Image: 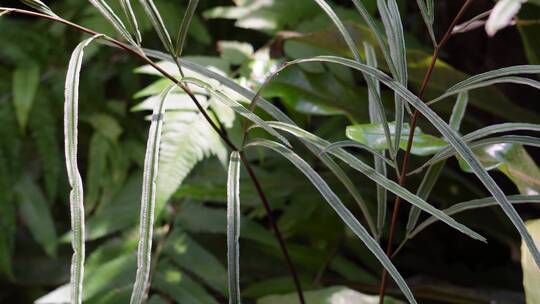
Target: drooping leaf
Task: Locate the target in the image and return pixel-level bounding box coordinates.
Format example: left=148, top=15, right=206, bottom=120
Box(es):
left=12, top=62, right=39, bottom=132
left=130, top=85, right=175, bottom=304
left=227, top=151, right=241, bottom=304
left=64, top=34, right=102, bottom=304
left=246, top=139, right=417, bottom=304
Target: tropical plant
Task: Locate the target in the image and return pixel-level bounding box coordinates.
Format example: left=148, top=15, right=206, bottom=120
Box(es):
left=1, top=0, right=540, bottom=303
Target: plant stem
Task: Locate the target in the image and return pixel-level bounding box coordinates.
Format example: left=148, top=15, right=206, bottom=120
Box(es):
left=378, top=1, right=475, bottom=303
left=0, top=7, right=304, bottom=303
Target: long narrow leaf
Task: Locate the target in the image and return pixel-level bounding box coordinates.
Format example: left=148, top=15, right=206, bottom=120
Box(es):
left=448, top=65, right=540, bottom=92
left=175, top=0, right=199, bottom=57
left=411, top=195, right=540, bottom=238
left=321, top=140, right=395, bottom=168
left=263, top=121, right=486, bottom=242
left=313, top=0, right=395, bottom=157
left=120, top=0, right=142, bottom=45
left=406, top=92, right=468, bottom=233
left=89, top=0, right=137, bottom=46
left=20, top=0, right=57, bottom=16
left=245, top=139, right=417, bottom=304
left=284, top=55, right=540, bottom=267
left=138, top=0, right=174, bottom=54
left=415, top=0, right=437, bottom=46
left=64, top=34, right=102, bottom=304
left=364, top=42, right=388, bottom=234
left=130, top=84, right=176, bottom=304
left=227, top=152, right=241, bottom=304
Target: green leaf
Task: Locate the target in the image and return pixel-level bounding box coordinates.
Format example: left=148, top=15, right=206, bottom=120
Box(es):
left=258, top=286, right=404, bottom=304
left=12, top=63, right=39, bottom=132
left=120, top=0, right=142, bottom=45
left=346, top=122, right=447, bottom=156
left=20, top=0, right=58, bottom=17
left=411, top=195, right=540, bottom=239
left=64, top=34, right=101, bottom=304
left=163, top=229, right=227, bottom=294
left=227, top=151, right=241, bottom=303
left=175, top=0, right=200, bottom=57
left=523, top=219, right=540, bottom=304
left=85, top=133, right=110, bottom=212
left=89, top=0, right=137, bottom=45
left=152, top=262, right=219, bottom=304
left=130, top=84, right=175, bottom=304
left=286, top=55, right=540, bottom=268
left=15, top=175, right=57, bottom=257
left=138, top=0, right=174, bottom=54
left=414, top=0, right=436, bottom=45
left=245, top=139, right=417, bottom=304
left=86, top=113, right=124, bottom=142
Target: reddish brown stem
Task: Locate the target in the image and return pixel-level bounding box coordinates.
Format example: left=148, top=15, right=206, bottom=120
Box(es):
left=378, top=1, right=475, bottom=303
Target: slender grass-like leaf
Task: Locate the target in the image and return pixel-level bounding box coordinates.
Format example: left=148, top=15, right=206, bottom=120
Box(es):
left=412, top=135, right=540, bottom=173
left=64, top=34, right=101, bottom=304
left=245, top=139, right=417, bottom=304
left=364, top=42, right=388, bottom=234
left=377, top=0, right=409, bottom=155
left=313, top=0, right=395, bottom=157
left=142, top=51, right=377, bottom=234
left=120, top=0, right=142, bottom=45
left=263, top=121, right=486, bottom=242
left=415, top=0, right=437, bottom=46
left=321, top=140, right=395, bottom=168
left=430, top=76, right=540, bottom=104
left=138, top=0, right=174, bottom=54
left=175, top=0, right=199, bottom=57
left=227, top=152, right=241, bottom=304
left=180, top=77, right=290, bottom=147
left=282, top=55, right=540, bottom=267
left=411, top=195, right=540, bottom=239
left=130, top=84, right=176, bottom=304
left=89, top=0, right=137, bottom=46
left=448, top=65, right=540, bottom=92
left=20, top=0, right=57, bottom=17
left=406, top=92, right=469, bottom=233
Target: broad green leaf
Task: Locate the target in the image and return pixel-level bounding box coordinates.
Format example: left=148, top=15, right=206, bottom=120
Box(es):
left=258, top=286, right=403, bottom=304
left=410, top=195, right=540, bottom=239
left=152, top=262, right=219, bottom=304
left=89, top=0, right=137, bottom=46
left=457, top=144, right=540, bottom=195
left=138, top=0, right=174, bottom=54
left=86, top=113, right=123, bottom=142
left=284, top=55, right=540, bottom=267
left=20, top=0, right=57, bottom=17
left=219, top=41, right=254, bottom=65
left=130, top=84, right=175, bottom=304
left=227, top=151, right=241, bottom=304
left=246, top=139, right=417, bottom=304
left=64, top=34, right=101, bottom=304
left=346, top=122, right=447, bottom=156
left=85, top=133, right=110, bottom=212
left=163, top=229, right=227, bottom=294
left=15, top=175, right=57, bottom=257
left=523, top=219, right=540, bottom=304
left=12, top=63, right=39, bottom=132
left=283, top=25, right=540, bottom=122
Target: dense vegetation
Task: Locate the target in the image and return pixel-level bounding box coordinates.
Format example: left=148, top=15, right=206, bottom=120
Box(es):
left=1, top=0, right=540, bottom=303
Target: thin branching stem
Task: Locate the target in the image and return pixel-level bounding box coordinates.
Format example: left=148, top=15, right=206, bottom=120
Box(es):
left=378, top=1, right=476, bottom=302
left=0, top=7, right=304, bottom=303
